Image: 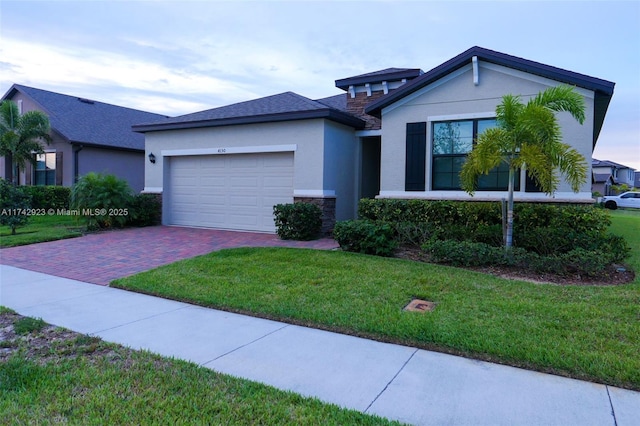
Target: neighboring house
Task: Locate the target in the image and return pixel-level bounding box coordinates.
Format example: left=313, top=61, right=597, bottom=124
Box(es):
left=635, top=171, right=640, bottom=189
left=592, top=172, right=614, bottom=197
left=0, top=84, right=168, bottom=192
left=135, top=46, right=615, bottom=233
left=592, top=159, right=637, bottom=195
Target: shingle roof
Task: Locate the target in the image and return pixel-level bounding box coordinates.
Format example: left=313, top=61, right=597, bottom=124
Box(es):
left=365, top=46, right=615, bottom=149
left=314, top=94, right=348, bottom=112
left=133, top=91, right=364, bottom=133
left=335, top=68, right=423, bottom=90
left=592, top=159, right=634, bottom=170
left=593, top=173, right=613, bottom=184
left=2, top=84, right=168, bottom=151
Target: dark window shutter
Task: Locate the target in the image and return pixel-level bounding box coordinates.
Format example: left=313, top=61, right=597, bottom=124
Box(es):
left=55, top=152, right=63, bottom=185
left=405, top=122, right=426, bottom=191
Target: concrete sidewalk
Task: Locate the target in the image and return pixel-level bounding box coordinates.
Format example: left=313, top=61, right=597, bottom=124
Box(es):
left=1, top=264, right=638, bottom=426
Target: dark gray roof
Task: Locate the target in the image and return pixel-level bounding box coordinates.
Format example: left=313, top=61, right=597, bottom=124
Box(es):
left=365, top=46, right=615, bottom=149
left=2, top=84, right=168, bottom=151
left=592, top=158, right=634, bottom=170
left=593, top=173, right=613, bottom=184
left=133, top=91, right=364, bottom=133
left=315, top=94, right=348, bottom=112
left=335, top=68, right=423, bottom=90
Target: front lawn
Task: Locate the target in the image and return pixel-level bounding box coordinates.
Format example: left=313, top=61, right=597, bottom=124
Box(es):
left=0, top=308, right=395, bottom=425
left=113, top=211, right=640, bottom=391
left=0, top=214, right=84, bottom=248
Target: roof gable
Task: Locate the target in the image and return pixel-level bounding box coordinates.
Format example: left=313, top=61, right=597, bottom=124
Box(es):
left=335, top=68, right=423, bottom=90
left=365, top=46, right=615, bottom=149
left=2, top=84, right=168, bottom=151
left=133, top=91, right=364, bottom=133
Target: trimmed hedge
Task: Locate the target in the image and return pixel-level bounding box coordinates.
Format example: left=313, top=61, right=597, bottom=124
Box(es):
left=333, top=220, right=397, bottom=257
left=422, top=239, right=628, bottom=277
left=333, top=199, right=631, bottom=277
left=20, top=186, right=71, bottom=210
left=357, top=199, right=613, bottom=256
left=127, top=194, right=161, bottom=227
left=273, top=202, right=322, bottom=241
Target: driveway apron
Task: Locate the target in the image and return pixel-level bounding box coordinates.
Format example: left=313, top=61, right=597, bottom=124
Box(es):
left=0, top=226, right=339, bottom=286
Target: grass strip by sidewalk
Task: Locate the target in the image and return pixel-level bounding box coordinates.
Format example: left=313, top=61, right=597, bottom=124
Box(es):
left=0, top=215, right=83, bottom=248
left=113, top=245, right=640, bottom=391
left=0, top=308, right=398, bottom=425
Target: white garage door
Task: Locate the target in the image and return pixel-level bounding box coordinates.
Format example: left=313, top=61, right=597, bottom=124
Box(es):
left=168, top=152, right=294, bottom=232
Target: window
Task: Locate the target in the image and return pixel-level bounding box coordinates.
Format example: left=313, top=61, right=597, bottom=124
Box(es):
left=431, top=118, right=519, bottom=191
left=34, top=152, right=56, bottom=185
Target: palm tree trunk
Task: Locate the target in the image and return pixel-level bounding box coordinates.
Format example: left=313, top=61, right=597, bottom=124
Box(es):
left=505, top=167, right=515, bottom=249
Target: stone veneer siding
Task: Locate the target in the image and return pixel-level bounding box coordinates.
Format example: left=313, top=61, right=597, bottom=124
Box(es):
left=346, top=91, right=386, bottom=130
left=294, top=196, right=336, bottom=236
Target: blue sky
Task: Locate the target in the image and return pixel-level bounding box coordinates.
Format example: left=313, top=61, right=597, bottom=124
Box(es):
left=1, top=0, right=638, bottom=169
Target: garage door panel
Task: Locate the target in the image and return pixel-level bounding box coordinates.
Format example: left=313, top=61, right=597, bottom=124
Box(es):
left=199, top=195, right=226, bottom=206
left=168, top=152, right=293, bottom=232
left=230, top=176, right=259, bottom=188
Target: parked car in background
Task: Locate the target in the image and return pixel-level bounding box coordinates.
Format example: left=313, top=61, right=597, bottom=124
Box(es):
left=602, top=192, right=640, bottom=209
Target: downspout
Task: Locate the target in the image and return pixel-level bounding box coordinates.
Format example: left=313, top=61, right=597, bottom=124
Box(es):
left=73, top=144, right=83, bottom=182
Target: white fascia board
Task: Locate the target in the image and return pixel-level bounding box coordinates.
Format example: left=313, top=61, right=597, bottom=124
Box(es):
left=428, top=111, right=496, bottom=122
left=293, top=190, right=336, bottom=198
left=480, top=62, right=594, bottom=98
left=161, top=144, right=297, bottom=157
left=381, top=65, right=472, bottom=116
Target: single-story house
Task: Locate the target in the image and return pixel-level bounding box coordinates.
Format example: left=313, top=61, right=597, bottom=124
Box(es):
left=0, top=84, right=168, bottom=192
left=134, top=46, right=615, bottom=233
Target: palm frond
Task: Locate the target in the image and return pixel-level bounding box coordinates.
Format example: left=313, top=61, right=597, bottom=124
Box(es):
left=529, top=85, right=586, bottom=124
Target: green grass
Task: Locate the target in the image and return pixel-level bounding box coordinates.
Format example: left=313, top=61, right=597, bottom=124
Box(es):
left=113, top=213, right=640, bottom=391
left=0, top=214, right=84, bottom=247
left=608, top=209, right=640, bottom=274
left=0, top=313, right=396, bottom=424
left=12, top=317, right=47, bottom=335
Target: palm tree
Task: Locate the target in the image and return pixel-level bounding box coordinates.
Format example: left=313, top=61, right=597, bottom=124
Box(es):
left=0, top=100, right=52, bottom=185
left=460, top=85, right=587, bottom=249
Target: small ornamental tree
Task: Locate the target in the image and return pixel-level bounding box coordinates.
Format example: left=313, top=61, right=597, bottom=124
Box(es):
left=460, top=85, right=587, bottom=249
left=0, top=178, right=31, bottom=235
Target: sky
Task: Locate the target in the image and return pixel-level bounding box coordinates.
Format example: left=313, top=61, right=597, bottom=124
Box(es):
left=1, top=0, right=639, bottom=170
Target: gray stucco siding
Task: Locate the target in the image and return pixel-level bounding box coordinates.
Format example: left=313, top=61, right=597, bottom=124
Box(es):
left=77, top=147, right=145, bottom=193
left=379, top=62, right=595, bottom=201
left=322, top=121, right=359, bottom=220
left=144, top=119, right=329, bottom=195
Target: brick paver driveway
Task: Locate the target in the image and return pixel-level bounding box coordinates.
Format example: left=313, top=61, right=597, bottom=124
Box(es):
left=0, top=226, right=339, bottom=286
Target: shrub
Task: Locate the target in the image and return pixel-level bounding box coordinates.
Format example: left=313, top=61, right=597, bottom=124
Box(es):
left=273, top=202, right=322, bottom=241
left=13, top=317, right=47, bottom=335
left=20, top=186, right=70, bottom=210
left=127, top=194, right=161, bottom=227
left=333, top=220, right=397, bottom=257
left=422, top=240, right=523, bottom=267
left=0, top=178, right=32, bottom=235
left=70, top=173, right=132, bottom=229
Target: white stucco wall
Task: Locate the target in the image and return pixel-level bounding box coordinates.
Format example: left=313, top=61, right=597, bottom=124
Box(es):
left=379, top=61, right=596, bottom=202
left=323, top=121, right=359, bottom=220
left=143, top=118, right=359, bottom=220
